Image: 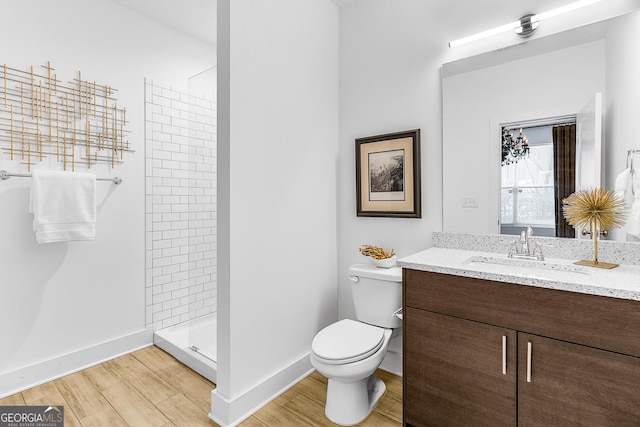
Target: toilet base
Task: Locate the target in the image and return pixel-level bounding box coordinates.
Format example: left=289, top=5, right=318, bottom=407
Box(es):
left=325, top=374, right=386, bottom=426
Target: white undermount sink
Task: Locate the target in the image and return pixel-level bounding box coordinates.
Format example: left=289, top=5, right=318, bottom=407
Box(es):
left=463, top=255, right=591, bottom=282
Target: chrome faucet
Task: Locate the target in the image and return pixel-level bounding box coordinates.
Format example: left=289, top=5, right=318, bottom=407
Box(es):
left=508, top=226, right=544, bottom=260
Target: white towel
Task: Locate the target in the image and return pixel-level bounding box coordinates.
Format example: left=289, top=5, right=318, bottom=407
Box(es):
left=614, top=168, right=633, bottom=207
left=29, top=170, right=97, bottom=243
left=629, top=170, right=640, bottom=236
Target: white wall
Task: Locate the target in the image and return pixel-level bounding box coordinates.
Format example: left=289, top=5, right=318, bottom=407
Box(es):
left=337, top=0, right=448, bottom=368
left=0, top=0, right=214, bottom=396
left=213, top=0, right=339, bottom=424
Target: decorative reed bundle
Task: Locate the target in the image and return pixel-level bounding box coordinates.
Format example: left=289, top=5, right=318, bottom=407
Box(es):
left=359, top=244, right=396, bottom=260
left=562, top=188, right=627, bottom=268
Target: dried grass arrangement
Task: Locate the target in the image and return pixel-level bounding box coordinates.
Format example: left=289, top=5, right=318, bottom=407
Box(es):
left=359, top=244, right=396, bottom=260
left=359, top=244, right=397, bottom=268
left=562, top=188, right=628, bottom=268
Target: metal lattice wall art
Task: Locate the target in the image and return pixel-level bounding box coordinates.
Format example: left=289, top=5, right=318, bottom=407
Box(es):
left=0, top=61, right=132, bottom=171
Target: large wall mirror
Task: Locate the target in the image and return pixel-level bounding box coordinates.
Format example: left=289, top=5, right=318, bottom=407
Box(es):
left=442, top=9, right=640, bottom=243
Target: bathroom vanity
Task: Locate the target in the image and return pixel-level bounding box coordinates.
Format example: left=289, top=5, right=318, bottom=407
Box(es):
left=399, top=242, right=640, bottom=426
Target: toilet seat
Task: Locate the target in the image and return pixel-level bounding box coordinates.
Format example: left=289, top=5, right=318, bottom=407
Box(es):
left=312, top=319, right=385, bottom=365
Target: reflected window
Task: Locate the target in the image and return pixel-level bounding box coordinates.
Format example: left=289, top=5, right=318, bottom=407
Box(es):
left=499, top=119, right=576, bottom=237
left=501, top=142, right=555, bottom=230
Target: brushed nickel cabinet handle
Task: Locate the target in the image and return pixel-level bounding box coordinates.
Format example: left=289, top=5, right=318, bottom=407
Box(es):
left=502, top=335, right=507, bottom=375
left=527, top=341, right=532, bottom=383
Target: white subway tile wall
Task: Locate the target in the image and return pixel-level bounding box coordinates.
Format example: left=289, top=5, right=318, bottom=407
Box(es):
left=144, top=79, right=217, bottom=329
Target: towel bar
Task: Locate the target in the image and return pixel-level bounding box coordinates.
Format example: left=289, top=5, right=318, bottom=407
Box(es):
left=0, top=170, right=122, bottom=185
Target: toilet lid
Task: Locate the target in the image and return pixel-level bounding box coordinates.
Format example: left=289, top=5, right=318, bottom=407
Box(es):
left=312, top=319, right=385, bottom=364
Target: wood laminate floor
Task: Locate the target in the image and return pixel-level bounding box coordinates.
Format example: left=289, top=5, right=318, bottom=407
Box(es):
left=0, top=346, right=402, bottom=427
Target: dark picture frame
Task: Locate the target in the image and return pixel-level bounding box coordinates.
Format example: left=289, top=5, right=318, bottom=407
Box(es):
left=355, top=129, right=421, bottom=218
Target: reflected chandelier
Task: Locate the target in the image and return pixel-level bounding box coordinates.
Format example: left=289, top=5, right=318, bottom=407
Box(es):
left=501, top=128, right=529, bottom=165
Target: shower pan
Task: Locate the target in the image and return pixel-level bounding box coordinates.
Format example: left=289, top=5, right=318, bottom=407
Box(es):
left=154, top=313, right=217, bottom=382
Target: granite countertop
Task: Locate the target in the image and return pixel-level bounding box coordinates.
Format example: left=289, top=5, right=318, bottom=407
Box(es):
left=398, top=247, right=640, bottom=301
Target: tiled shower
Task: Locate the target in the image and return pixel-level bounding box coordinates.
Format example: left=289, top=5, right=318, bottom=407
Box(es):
left=144, top=71, right=217, bottom=380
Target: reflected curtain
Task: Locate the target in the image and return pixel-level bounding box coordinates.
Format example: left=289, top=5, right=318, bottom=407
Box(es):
left=553, top=124, right=576, bottom=238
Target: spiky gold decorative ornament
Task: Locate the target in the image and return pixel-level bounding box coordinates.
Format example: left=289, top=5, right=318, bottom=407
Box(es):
left=562, top=188, right=627, bottom=268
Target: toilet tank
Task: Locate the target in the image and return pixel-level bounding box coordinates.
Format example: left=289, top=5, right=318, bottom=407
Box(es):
left=348, top=264, right=402, bottom=329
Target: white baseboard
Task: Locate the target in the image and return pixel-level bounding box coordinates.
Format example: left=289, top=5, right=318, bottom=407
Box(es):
left=0, top=329, right=153, bottom=398
left=379, top=349, right=403, bottom=377
left=209, top=353, right=313, bottom=427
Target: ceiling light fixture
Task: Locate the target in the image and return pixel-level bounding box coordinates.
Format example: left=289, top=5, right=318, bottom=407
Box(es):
left=448, top=0, right=602, bottom=48
left=515, top=14, right=539, bottom=38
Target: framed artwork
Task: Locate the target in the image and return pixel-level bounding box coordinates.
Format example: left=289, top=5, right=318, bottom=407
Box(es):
left=355, top=129, right=421, bottom=218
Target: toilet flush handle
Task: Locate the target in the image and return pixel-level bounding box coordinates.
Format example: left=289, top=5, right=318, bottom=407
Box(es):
left=348, top=275, right=359, bottom=282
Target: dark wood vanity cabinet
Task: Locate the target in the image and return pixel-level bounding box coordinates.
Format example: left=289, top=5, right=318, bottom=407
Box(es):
left=402, top=269, right=640, bottom=427
left=404, top=307, right=517, bottom=426
left=517, top=333, right=640, bottom=426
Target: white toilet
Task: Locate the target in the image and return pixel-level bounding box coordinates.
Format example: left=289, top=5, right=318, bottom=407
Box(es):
left=310, top=263, right=402, bottom=425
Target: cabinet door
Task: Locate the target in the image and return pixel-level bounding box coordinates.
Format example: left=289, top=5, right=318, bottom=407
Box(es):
left=404, top=308, right=517, bottom=426
left=518, top=333, right=640, bottom=426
